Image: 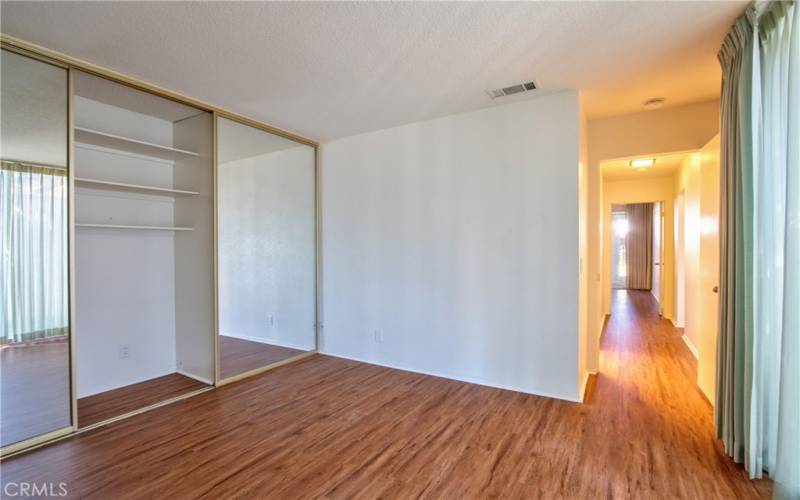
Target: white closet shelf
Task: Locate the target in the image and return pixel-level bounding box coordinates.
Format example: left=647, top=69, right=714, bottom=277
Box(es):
left=76, top=223, right=193, bottom=231
left=76, top=177, right=199, bottom=196
left=74, top=127, right=199, bottom=161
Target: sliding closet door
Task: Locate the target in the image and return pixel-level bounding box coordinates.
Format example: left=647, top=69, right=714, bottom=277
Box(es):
left=0, top=49, right=71, bottom=449
left=216, top=117, right=316, bottom=381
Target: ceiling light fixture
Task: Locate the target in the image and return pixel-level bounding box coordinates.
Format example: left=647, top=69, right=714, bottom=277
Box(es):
left=630, top=158, right=656, bottom=169
left=643, top=97, right=666, bottom=110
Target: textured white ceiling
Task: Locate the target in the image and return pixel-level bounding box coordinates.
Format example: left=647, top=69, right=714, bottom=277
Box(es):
left=1, top=1, right=744, bottom=141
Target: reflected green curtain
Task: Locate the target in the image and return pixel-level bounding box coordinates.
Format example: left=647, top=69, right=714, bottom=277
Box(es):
left=716, top=3, right=800, bottom=498
left=0, top=161, right=69, bottom=344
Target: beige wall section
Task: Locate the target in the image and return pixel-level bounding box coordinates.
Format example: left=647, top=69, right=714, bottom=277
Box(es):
left=675, top=152, right=702, bottom=361
left=579, top=95, right=591, bottom=389
left=697, top=134, right=721, bottom=402
left=586, top=100, right=719, bottom=372
left=602, top=177, right=676, bottom=321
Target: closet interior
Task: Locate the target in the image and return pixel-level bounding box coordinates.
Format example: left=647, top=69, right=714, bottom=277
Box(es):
left=73, top=71, right=214, bottom=427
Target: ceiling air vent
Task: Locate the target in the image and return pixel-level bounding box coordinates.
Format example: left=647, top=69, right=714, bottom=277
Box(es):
left=486, top=81, right=537, bottom=99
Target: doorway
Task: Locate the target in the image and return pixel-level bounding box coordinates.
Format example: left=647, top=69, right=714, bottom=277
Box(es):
left=652, top=201, right=664, bottom=315
left=609, top=202, right=655, bottom=296
left=611, top=208, right=629, bottom=289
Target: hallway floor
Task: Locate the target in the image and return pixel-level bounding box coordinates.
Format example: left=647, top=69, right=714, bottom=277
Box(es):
left=1, top=290, right=770, bottom=498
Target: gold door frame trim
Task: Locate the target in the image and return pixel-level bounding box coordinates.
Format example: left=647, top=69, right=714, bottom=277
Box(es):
left=68, top=66, right=78, bottom=435
left=0, top=427, right=73, bottom=459
left=0, top=34, right=319, bottom=148
left=213, top=112, right=221, bottom=385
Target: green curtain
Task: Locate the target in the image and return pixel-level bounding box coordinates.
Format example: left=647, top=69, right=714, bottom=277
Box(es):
left=0, top=161, right=69, bottom=344
left=716, top=2, right=799, bottom=498
left=716, top=8, right=757, bottom=468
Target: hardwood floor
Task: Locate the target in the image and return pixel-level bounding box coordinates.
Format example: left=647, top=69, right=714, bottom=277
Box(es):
left=219, top=335, right=306, bottom=380
left=0, top=338, right=70, bottom=447
left=1, top=290, right=770, bottom=498
left=77, top=373, right=209, bottom=428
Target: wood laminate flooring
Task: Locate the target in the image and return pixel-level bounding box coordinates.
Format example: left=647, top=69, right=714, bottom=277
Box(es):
left=1, top=290, right=771, bottom=498
left=219, top=335, right=306, bottom=380
left=77, top=373, right=209, bottom=428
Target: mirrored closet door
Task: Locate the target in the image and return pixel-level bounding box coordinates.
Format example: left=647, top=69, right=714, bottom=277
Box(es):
left=217, top=117, right=316, bottom=381
left=1, top=49, right=71, bottom=449
left=72, top=71, right=214, bottom=427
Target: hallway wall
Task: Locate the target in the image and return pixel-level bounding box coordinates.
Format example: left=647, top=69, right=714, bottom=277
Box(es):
left=586, top=100, right=720, bottom=372
left=676, top=135, right=720, bottom=404
left=675, top=153, right=702, bottom=360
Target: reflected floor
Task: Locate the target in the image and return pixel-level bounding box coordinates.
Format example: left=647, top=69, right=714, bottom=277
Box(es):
left=1, top=338, right=71, bottom=447
left=220, top=336, right=306, bottom=380
left=77, top=373, right=208, bottom=428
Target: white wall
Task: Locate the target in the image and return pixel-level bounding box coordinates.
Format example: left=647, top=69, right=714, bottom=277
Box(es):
left=320, top=92, right=583, bottom=401
left=218, top=145, right=316, bottom=351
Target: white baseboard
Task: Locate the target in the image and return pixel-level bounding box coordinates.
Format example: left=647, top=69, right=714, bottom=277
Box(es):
left=320, top=351, right=583, bottom=403
left=220, top=332, right=313, bottom=352
left=176, top=369, right=213, bottom=386
left=682, top=334, right=699, bottom=359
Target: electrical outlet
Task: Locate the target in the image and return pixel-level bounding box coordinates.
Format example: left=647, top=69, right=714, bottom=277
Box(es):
left=119, top=344, right=131, bottom=359
left=373, top=330, right=383, bottom=343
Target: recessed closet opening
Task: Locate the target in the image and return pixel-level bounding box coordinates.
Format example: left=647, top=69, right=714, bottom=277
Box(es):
left=73, top=71, right=214, bottom=427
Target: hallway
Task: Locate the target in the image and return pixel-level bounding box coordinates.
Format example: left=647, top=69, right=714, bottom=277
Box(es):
left=0, top=291, right=771, bottom=498
left=592, top=289, right=772, bottom=498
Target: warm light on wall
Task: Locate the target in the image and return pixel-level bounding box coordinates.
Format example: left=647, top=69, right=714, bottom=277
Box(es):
left=701, top=216, right=717, bottom=235
left=630, top=158, right=656, bottom=170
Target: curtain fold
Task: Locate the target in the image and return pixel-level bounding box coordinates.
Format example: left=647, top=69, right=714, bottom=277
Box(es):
left=716, top=7, right=757, bottom=469
left=716, top=2, right=799, bottom=497
left=0, top=161, right=69, bottom=344
left=769, top=2, right=800, bottom=497
left=624, top=203, right=653, bottom=290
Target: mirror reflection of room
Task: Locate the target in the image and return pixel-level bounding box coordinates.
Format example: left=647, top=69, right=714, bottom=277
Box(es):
left=217, top=117, right=316, bottom=380
left=1, top=49, right=71, bottom=447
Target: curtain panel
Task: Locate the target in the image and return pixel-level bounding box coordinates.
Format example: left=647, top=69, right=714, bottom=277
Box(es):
left=0, top=161, right=69, bottom=344
left=716, top=2, right=799, bottom=498
left=624, top=203, right=653, bottom=290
